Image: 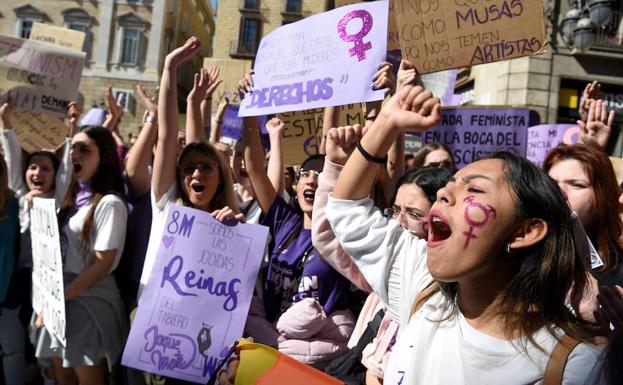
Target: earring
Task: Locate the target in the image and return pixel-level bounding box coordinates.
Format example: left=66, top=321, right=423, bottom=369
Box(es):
left=506, top=243, right=512, bottom=254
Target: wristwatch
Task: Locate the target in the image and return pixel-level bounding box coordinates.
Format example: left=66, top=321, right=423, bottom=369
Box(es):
left=144, top=115, right=157, bottom=124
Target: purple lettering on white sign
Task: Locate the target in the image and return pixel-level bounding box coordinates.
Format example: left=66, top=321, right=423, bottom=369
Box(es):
left=121, top=205, right=268, bottom=383
left=239, top=1, right=388, bottom=117
left=526, top=124, right=578, bottom=166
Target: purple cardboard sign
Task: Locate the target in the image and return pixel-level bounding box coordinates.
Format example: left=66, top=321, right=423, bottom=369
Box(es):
left=413, top=107, right=530, bottom=168
left=221, top=105, right=267, bottom=140
left=121, top=205, right=268, bottom=383
left=239, top=1, right=388, bottom=117
left=526, top=124, right=579, bottom=166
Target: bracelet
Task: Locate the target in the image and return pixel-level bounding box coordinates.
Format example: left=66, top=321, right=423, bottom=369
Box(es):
left=356, top=141, right=387, bottom=164
left=365, top=114, right=377, bottom=121
left=144, top=115, right=157, bottom=124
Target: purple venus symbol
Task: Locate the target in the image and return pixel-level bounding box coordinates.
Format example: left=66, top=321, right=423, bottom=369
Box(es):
left=337, top=10, right=373, bottom=61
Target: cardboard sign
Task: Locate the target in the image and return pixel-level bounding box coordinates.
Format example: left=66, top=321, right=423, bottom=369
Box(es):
left=12, top=110, right=67, bottom=153
left=526, top=124, right=578, bottom=166
left=393, top=0, right=547, bottom=73
left=413, top=107, right=530, bottom=167
left=610, top=157, right=623, bottom=184
left=0, top=34, right=85, bottom=117
left=336, top=0, right=400, bottom=50
left=239, top=2, right=388, bottom=116
left=122, top=205, right=268, bottom=383
left=202, top=58, right=253, bottom=107
left=30, top=198, right=66, bottom=346
left=29, top=23, right=86, bottom=52
left=278, top=104, right=365, bottom=167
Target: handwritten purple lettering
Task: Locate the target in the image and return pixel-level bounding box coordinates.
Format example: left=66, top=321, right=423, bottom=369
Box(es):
left=143, top=325, right=197, bottom=371
left=161, top=255, right=241, bottom=311
left=247, top=78, right=333, bottom=109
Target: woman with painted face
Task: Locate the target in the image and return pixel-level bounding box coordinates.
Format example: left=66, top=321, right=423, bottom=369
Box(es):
left=544, top=143, right=623, bottom=287
left=325, top=84, right=601, bottom=385
left=239, top=74, right=354, bottom=368
left=30, top=124, right=128, bottom=385
left=138, top=37, right=240, bottom=302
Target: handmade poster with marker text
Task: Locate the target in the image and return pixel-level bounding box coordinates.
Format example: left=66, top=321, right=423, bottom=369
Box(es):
left=526, top=124, right=578, bottom=166
left=413, top=107, right=530, bottom=167
left=393, top=0, right=547, bottom=73
left=0, top=34, right=85, bottom=118
left=239, top=1, right=388, bottom=117
left=30, top=198, right=66, bottom=346
left=122, top=205, right=268, bottom=383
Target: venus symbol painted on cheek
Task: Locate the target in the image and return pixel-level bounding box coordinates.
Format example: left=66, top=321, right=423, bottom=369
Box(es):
left=462, top=196, right=497, bottom=249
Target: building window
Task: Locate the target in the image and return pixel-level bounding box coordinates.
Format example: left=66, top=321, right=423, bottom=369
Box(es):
left=239, top=18, right=260, bottom=54
left=19, top=19, right=33, bottom=38
left=62, top=8, right=93, bottom=57
left=285, top=0, right=301, bottom=13
left=121, top=28, right=142, bottom=64
left=244, top=0, right=260, bottom=10
left=66, top=23, right=92, bottom=57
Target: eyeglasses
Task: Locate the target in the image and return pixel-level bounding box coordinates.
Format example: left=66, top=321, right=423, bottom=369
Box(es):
left=179, top=162, right=218, bottom=177
left=383, top=207, right=429, bottom=234
left=298, top=169, right=321, bottom=179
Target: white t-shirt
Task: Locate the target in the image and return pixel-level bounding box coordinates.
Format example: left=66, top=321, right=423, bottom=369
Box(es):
left=63, top=194, right=128, bottom=275
left=326, top=196, right=601, bottom=385
left=138, top=183, right=178, bottom=300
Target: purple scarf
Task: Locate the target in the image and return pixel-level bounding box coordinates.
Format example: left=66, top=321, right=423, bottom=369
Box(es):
left=75, top=181, right=92, bottom=209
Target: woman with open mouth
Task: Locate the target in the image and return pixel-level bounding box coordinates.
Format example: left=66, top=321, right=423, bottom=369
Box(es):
left=0, top=100, right=72, bottom=385
left=238, top=72, right=354, bottom=368
left=138, top=37, right=240, bottom=304
left=326, top=84, right=602, bottom=385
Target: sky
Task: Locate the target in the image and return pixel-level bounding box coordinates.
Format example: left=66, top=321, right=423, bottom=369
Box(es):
left=211, top=0, right=218, bottom=10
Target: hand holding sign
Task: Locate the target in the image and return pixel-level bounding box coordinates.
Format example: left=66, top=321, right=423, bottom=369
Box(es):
left=211, top=206, right=245, bottom=223
left=396, top=60, right=417, bottom=93
left=372, top=62, right=395, bottom=94
left=381, top=85, right=441, bottom=133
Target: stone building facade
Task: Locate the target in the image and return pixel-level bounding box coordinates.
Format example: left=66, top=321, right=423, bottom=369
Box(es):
left=0, top=0, right=215, bottom=137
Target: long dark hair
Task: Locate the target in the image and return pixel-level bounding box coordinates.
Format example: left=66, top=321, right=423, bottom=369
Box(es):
left=24, top=151, right=60, bottom=191
left=396, top=166, right=455, bottom=204
left=412, top=142, right=454, bottom=169
left=440, top=151, right=598, bottom=346
left=543, top=143, right=623, bottom=272
left=60, top=126, right=126, bottom=245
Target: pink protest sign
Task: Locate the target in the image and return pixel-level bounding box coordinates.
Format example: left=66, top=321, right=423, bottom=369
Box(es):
left=121, top=205, right=268, bottom=383
left=239, top=1, right=388, bottom=117
left=526, top=124, right=578, bottom=166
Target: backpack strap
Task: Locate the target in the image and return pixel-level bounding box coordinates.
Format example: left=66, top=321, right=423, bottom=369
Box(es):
left=542, top=334, right=581, bottom=385
left=409, top=281, right=440, bottom=320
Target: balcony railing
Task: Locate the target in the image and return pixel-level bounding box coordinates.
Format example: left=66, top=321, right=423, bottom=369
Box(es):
left=230, top=40, right=258, bottom=58
left=593, top=10, right=623, bottom=51
left=240, top=0, right=261, bottom=12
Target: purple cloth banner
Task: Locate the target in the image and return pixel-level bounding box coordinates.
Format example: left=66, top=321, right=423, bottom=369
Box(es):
left=413, top=107, right=530, bottom=168
left=526, top=124, right=579, bottom=166
left=121, top=204, right=268, bottom=383
left=221, top=105, right=267, bottom=140
left=239, top=1, right=388, bottom=117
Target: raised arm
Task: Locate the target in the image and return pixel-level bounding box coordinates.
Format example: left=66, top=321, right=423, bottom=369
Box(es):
left=333, top=85, right=441, bottom=201
left=186, top=67, right=222, bottom=144
left=0, top=102, right=27, bottom=197
left=266, top=117, right=285, bottom=194
left=125, top=85, right=158, bottom=198
left=102, top=85, right=124, bottom=131
left=209, top=97, right=229, bottom=144
left=239, top=73, right=277, bottom=213
left=312, top=124, right=372, bottom=292
left=153, top=37, right=201, bottom=202
left=320, top=106, right=339, bottom=154
left=578, top=99, right=615, bottom=150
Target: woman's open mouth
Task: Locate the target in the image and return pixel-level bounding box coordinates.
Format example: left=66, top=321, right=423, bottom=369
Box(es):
left=428, top=210, right=452, bottom=247
left=73, top=163, right=82, bottom=173
left=303, top=189, right=315, bottom=203
left=191, top=184, right=206, bottom=193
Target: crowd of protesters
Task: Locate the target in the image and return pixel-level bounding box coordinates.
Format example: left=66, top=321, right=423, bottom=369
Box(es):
left=1, top=36, right=623, bottom=385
